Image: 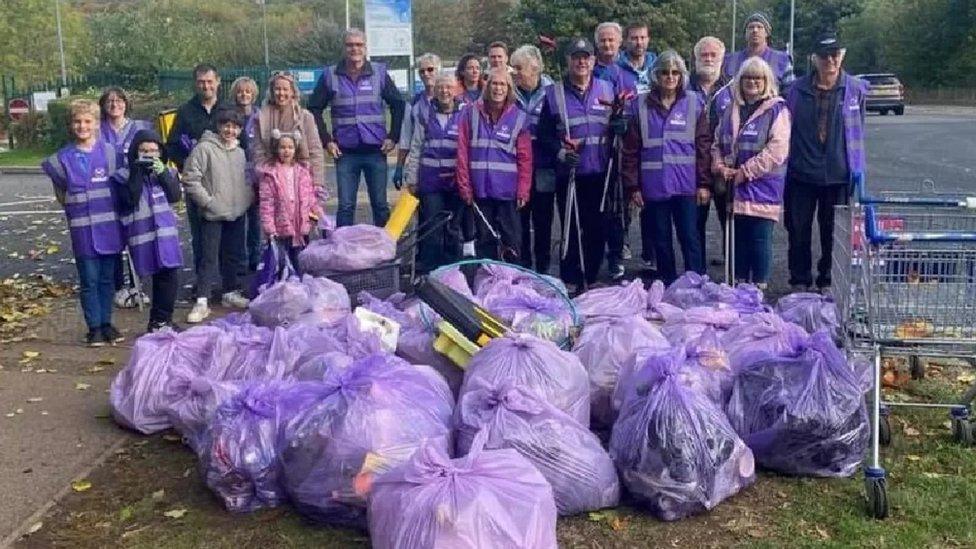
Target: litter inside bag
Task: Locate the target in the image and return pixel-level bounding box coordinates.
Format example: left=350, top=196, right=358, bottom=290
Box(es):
left=662, top=272, right=711, bottom=309
left=280, top=354, right=454, bottom=528
left=455, top=381, right=620, bottom=516
left=645, top=280, right=683, bottom=322
left=721, top=312, right=810, bottom=371
left=610, top=347, right=756, bottom=521
left=368, top=430, right=558, bottom=549
left=661, top=305, right=741, bottom=345
left=461, top=333, right=590, bottom=427
left=725, top=331, right=869, bottom=477
left=572, top=314, right=670, bottom=429
left=164, top=375, right=243, bottom=453
left=298, top=224, right=396, bottom=274
left=472, top=264, right=567, bottom=299
left=775, top=292, right=841, bottom=338
left=574, top=279, right=648, bottom=319
left=481, top=284, right=574, bottom=345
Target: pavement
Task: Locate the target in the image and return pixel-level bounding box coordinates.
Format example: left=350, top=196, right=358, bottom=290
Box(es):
left=1, top=104, right=975, bottom=545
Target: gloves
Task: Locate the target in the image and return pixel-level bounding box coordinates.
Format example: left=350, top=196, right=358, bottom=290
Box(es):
left=609, top=114, right=627, bottom=136
left=151, top=158, right=166, bottom=175
left=557, top=148, right=581, bottom=167
left=392, top=165, right=404, bottom=190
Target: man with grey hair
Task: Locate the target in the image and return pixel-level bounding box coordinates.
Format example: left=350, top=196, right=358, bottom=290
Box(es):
left=393, top=52, right=442, bottom=190
left=308, top=28, right=405, bottom=226
left=593, top=21, right=637, bottom=95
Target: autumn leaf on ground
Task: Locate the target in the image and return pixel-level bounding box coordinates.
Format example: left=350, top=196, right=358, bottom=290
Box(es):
left=151, top=489, right=165, bottom=500
left=71, top=479, right=93, bottom=492
left=27, top=522, right=43, bottom=534
left=163, top=508, right=187, bottom=519
left=904, top=425, right=921, bottom=437
left=22, top=351, right=40, bottom=359
left=75, top=382, right=91, bottom=391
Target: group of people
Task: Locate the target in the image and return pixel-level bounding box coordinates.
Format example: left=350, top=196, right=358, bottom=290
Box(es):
left=42, top=12, right=867, bottom=346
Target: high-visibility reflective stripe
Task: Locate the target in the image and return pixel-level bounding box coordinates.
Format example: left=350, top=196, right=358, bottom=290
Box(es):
left=662, top=154, right=696, bottom=165
left=420, top=158, right=457, bottom=167
left=333, top=114, right=385, bottom=125
left=641, top=161, right=663, bottom=170
left=553, top=85, right=572, bottom=139
left=639, top=93, right=699, bottom=148
left=124, top=202, right=175, bottom=224
left=129, top=225, right=179, bottom=246
left=580, top=136, right=605, bottom=146
left=469, top=106, right=524, bottom=155
left=65, top=187, right=113, bottom=204
left=426, top=139, right=457, bottom=149
left=331, top=97, right=356, bottom=107
left=69, top=212, right=118, bottom=227
left=470, top=161, right=517, bottom=173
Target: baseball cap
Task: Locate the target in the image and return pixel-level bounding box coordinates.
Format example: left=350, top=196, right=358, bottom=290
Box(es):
left=566, top=37, right=594, bottom=57
left=814, top=32, right=844, bottom=56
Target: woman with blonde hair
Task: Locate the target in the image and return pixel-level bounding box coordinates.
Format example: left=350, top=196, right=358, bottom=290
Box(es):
left=229, top=76, right=263, bottom=269
left=711, top=56, right=791, bottom=287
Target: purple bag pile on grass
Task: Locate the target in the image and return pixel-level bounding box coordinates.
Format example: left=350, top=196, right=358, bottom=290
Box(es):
left=455, top=380, right=619, bottom=515
left=249, top=275, right=350, bottom=328
left=368, top=431, right=558, bottom=549
left=661, top=305, right=741, bottom=345
left=721, top=312, right=810, bottom=371
left=645, top=280, right=683, bottom=322
left=573, top=279, right=648, bottom=320
left=725, top=331, right=869, bottom=477
left=775, top=292, right=841, bottom=337
left=460, top=333, right=590, bottom=427
left=298, top=224, right=396, bottom=274
left=481, top=284, right=574, bottom=344
left=610, top=347, right=756, bottom=521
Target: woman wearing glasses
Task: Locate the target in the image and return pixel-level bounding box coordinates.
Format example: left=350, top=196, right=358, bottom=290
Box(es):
left=711, top=57, right=791, bottom=288
left=621, top=50, right=711, bottom=284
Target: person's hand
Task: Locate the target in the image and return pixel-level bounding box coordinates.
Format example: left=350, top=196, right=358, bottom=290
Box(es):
left=381, top=139, right=395, bottom=154
left=557, top=148, right=581, bottom=167
left=308, top=212, right=319, bottom=221
left=151, top=158, right=166, bottom=175
left=517, top=198, right=528, bottom=209
left=392, top=165, right=404, bottom=190
left=696, top=187, right=711, bottom=206
left=719, top=166, right=736, bottom=182
left=630, top=190, right=644, bottom=208
left=734, top=169, right=747, bottom=185
left=326, top=141, right=342, bottom=159
left=609, top=114, right=627, bottom=136
left=407, top=183, right=417, bottom=194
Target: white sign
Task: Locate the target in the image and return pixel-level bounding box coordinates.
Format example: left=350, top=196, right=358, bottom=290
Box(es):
left=32, top=91, right=57, bottom=112
left=364, top=0, right=413, bottom=57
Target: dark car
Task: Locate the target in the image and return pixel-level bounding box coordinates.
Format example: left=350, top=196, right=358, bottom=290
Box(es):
left=857, top=73, right=905, bottom=115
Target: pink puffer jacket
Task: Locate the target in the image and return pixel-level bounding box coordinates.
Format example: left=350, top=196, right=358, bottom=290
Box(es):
left=258, top=161, right=324, bottom=246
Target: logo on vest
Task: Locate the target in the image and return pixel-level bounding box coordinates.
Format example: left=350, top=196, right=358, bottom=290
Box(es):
left=496, top=124, right=512, bottom=140
left=93, top=168, right=106, bottom=177
left=669, top=112, right=687, bottom=127
left=741, top=122, right=758, bottom=137
left=359, top=80, right=373, bottom=91
left=848, top=94, right=860, bottom=111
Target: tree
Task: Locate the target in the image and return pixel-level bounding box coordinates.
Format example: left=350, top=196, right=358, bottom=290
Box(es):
left=0, top=0, right=92, bottom=88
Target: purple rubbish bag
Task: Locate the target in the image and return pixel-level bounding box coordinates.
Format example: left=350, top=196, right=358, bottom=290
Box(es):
left=574, top=279, right=648, bottom=319
left=721, top=312, right=810, bottom=371
left=298, top=224, right=396, bottom=274
left=481, top=284, right=574, bottom=344
left=661, top=305, right=740, bottom=345
left=368, top=430, right=558, bottom=549
left=163, top=374, right=243, bottom=453
left=725, top=331, right=869, bottom=477
left=775, top=292, right=841, bottom=337
left=610, top=347, right=756, bottom=521
left=681, top=328, right=733, bottom=405
left=455, top=381, right=620, bottom=516
left=461, top=333, right=590, bottom=427
left=645, top=280, right=683, bottom=322
left=431, top=266, right=476, bottom=300
left=110, top=326, right=231, bottom=434
left=573, top=314, right=670, bottom=429
left=280, top=354, right=454, bottom=528
left=662, top=272, right=711, bottom=308
left=473, top=263, right=567, bottom=299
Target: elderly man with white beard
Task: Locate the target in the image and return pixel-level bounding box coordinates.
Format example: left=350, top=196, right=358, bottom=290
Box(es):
left=691, top=36, right=733, bottom=267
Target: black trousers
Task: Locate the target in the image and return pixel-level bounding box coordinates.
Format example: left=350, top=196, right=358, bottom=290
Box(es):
left=785, top=180, right=849, bottom=287
left=519, top=188, right=556, bottom=273
left=556, top=173, right=607, bottom=286
left=417, top=191, right=463, bottom=271
left=473, top=198, right=521, bottom=262
left=196, top=215, right=246, bottom=299
left=150, top=267, right=179, bottom=324
left=697, top=183, right=729, bottom=266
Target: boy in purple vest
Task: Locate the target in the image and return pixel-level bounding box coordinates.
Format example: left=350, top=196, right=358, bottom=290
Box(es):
left=41, top=99, right=125, bottom=347
left=785, top=33, right=867, bottom=291
left=112, top=129, right=184, bottom=332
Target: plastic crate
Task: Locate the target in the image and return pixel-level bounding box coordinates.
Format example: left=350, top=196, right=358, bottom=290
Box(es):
left=321, top=260, right=401, bottom=299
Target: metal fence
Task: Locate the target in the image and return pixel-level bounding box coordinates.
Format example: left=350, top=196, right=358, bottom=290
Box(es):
left=907, top=87, right=976, bottom=106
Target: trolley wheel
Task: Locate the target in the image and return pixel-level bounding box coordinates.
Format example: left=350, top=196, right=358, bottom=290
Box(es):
left=909, top=355, right=925, bottom=380
left=865, top=475, right=889, bottom=519
left=879, top=414, right=892, bottom=446
left=952, top=418, right=974, bottom=446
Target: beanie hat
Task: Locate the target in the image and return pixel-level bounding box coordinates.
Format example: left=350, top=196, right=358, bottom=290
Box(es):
left=744, top=12, right=772, bottom=35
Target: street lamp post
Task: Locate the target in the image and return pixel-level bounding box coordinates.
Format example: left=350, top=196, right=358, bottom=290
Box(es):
left=789, top=0, right=796, bottom=57
left=54, top=0, right=68, bottom=89
left=731, top=0, right=737, bottom=52
left=260, top=0, right=270, bottom=68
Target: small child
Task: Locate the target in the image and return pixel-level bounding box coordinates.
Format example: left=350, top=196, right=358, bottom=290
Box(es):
left=182, top=108, right=253, bottom=323
left=112, top=129, right=184, bottom=332
left=258, top=132, right=323, bottom=269
left=41, top=99, right=125, bottom=346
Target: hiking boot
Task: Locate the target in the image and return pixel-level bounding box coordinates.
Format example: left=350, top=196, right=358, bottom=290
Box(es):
left=85, top=329, right=107, bottom=347
left=102, top=324, right=125, bottom=344
left=222, top=291, right=250, bottom=309
left=187, top=300, right=211, bottom=324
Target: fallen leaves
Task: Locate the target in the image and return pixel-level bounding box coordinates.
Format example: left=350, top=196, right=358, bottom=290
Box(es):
left=151, top=489, right=165, bottom=500
left=71, top=479, right=92, bottom=492
left=27, top=522, right=43, bottom=535
left=0, top=275, right=74, bottom=342
left=958, top=373, right=975, bottom=384
left=75, top=382, right=91, bottom=391
left=162, top=508, right=187, bottom=519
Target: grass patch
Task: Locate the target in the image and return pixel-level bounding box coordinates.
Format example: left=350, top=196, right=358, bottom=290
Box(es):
left=0, top=147, right=53, bottom=167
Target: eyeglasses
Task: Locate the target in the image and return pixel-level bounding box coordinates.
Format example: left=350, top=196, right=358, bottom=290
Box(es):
left=742, top=75, right=765, bottom=81
left=658, top=70, right=682, bottom=76
left=419, top=67, right=437, bottom=73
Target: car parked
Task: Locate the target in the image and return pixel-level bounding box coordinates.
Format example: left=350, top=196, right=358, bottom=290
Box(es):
left=857, top=73, right=905, bottom=115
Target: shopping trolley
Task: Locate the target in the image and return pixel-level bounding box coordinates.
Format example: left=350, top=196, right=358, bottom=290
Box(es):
left=831, top=174, right=976, bottom=519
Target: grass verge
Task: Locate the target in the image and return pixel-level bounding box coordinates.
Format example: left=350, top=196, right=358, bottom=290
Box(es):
left=0, top=147, right=52, bottom=167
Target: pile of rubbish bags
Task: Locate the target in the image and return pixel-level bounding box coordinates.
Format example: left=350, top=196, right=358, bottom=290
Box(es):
left=110, top=265, right=868, bottom=542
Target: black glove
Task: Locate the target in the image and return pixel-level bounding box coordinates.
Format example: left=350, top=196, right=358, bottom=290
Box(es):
left=609, top=114, right=627, bottom=136
left=558, top=148, right=581, bottom=167
left=392, top=165, right=404, bottom=190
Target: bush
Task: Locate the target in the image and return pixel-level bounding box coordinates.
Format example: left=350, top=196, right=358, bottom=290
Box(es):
left=45, top=95, right=98, bottom=149
left=11, top=112, right=51, bottom=149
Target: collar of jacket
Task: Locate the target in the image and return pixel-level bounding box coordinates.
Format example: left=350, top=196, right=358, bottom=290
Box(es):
left=190, top=94, right=226, bottom=113
left=515, top=74, right=553, bottom=106
left=690, top=75, right=730, bottom=97
left=796, top=70, right=850, bottom=96
left=335, top=59, right=375, bottom=77
left=475, top=97, right=515, bottom=121
left=645, top=87, right=688, bottom=112
left=616, top=51, right=653, bottom=72
left=561, top=74, right=597, bottom=96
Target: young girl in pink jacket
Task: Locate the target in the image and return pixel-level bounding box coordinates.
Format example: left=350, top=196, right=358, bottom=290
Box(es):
left=258, top=132, right=324, bottom=269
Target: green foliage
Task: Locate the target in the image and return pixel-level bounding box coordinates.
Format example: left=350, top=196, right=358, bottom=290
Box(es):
left=10, top=112, right=51, bottom=149
left=0, top=0, right=92, bottom=88
left=414, top=0, right=473, bottom=61
left=45, top=94, right=98, bottom=149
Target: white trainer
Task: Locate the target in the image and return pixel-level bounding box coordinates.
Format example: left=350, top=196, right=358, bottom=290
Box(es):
left=221, top=291, right=250, bottom=309
left=186, top=300, right=211, bottom=323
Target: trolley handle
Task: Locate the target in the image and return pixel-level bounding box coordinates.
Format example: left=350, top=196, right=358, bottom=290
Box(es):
left=852, top=173, right=976, bottom=208
left=864, top=204, right=976, bottom=243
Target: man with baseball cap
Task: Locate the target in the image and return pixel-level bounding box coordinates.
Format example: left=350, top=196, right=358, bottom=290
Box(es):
left=783, top=32, right=868, bottom=291
left=536, top=37, right=623, bottom=290
left=723, top=12, right=795, bottom=91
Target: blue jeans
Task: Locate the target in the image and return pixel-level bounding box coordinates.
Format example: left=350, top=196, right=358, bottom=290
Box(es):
left=734, top=214, right=774, bottom=284
left=186, top=199, right=203, bottom=272
left=76, top=254, right=120, bottom=330
left=335, top=151, right=390, bottom=227
left=644, top=196, right=704, bottom=284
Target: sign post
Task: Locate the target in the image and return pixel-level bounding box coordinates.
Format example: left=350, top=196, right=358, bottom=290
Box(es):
left=7, top=98, right=29, bottom=122
left=364, top=0, right=414, bottom=92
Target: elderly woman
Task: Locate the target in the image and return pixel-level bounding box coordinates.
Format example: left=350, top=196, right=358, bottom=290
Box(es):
left=393, top=52, right=442, bottom=190
left=455, top=68, right=532, bottom=261
left=712, top=57, right=791, bottom=288
left=511, top=44, right=556, bottom=273
left=99, top=87, right=153, bottom=168
left=455, top=54, right=483, bottom=104
left=252, top=72, right=327, bottom=191
left=403, top=74, right=465, bottom=270
left=621, top=50, right=711, bottom=285
left=230, top=76, right=262, bottom=270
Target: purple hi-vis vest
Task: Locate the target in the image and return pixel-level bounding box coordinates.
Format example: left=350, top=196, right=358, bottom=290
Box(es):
left=418, top=107, right=463, bottom=194
left=322, top=62, right=388, bottom=148
left=100, top=118, right=153, bottom=168
left=785, top=73, right=867, bottom=178
left=633, top=92, right=702, bottom=201
left=41, top=141, right=124, bottom=258
left=114, top=168, right=184, bottom=277
left=723, top=48, right=792, bottom=82
left=712, top=84, right=734, bottom=123
left=717, top=99, right=788, bottom=206
left=546, top=78, right=614, bottom=176
left=468, top=103, right=526, bottom=200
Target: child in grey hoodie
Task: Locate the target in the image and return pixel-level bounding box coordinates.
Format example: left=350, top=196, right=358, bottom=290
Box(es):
left=182, top=108, right=253, bottom=323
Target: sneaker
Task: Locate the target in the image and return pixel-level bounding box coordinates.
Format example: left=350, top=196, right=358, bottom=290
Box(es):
left=643, top=258, right=657, bottom=271
left=85, top=329, right=107, bottom=347
left=102, top=325, right=125, bottom=344
left=221, top=290, right=250, bottom=309
left=147, top=320, right=182, bottom=333
left=609, top=264, right=626, bottom=281
left=621, top=245, right=633, bottom=260
left=187, top=300, right=211, bottom=323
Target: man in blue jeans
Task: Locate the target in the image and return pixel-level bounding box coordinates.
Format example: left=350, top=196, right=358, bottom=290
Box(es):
left=308, top=28, right=405, bottom=227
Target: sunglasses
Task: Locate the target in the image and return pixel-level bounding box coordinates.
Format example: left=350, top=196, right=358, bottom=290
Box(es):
left=419, top=67, right=437, bottom=73
left=658, top=69, right=682, bottom=76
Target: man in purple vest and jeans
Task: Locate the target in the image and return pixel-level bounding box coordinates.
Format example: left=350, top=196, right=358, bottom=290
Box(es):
left=785, top=32, right=867, bottom=291
left=308, top=28, right=405, bottom=227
